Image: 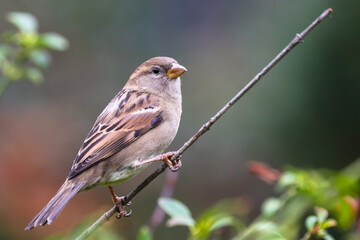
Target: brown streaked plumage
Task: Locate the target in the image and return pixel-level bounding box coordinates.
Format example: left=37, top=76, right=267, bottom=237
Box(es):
left=25, top=56, right=187, bottom=230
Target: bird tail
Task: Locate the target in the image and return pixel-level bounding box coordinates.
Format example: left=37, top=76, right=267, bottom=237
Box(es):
left=25, top=179, right=85, bottom=230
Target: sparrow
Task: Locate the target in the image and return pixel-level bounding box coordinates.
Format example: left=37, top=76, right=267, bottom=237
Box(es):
left=25, top=56, right=187, bottom=230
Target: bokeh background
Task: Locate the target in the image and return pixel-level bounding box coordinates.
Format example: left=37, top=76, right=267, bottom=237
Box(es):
left=0, top=0, right=359, bottom=239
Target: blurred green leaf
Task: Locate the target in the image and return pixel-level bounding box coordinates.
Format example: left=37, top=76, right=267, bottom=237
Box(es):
left=137, top=226, right=153, bottom=240
left=40, top=33, right=69, bottom=51
left=167, top=216, right=196, bottom=228
left=26, top=68, right=43, bottom=85
left=192, top=214, right=238, bottom=240
left=7, top=12, right=38, bottom=33
left=255, top=221, right=278, bottom=232
left=192, top=198, right=245, bottom=240
left=334, top=197, right=357, bottom=229
left=277, top=172, right=297, bottom=189
left=305, top=215, right=317, bottom=230
left=262, top=198, right=283, bottom=217
left=2, top=61, right=23, bottom=80
left=334, top=173, right=360, bottom=197
left=29, top=49, right=51, bottom=68
left=18, top=32, right=39, bottom=48
left=296, top=171, right=320, bottom=194
left=158, top=197, right=195, bottom=227
left=208, top=215, right=235, bottom=231
left=315, top=207, right=328, bottom=223
left=238, top=221, right=286, bottom=240
left=303, top=208, right=337, bottom=240
left=322, top=219, right=337, bottom=229
left=324, top=233, right=335, bottom=240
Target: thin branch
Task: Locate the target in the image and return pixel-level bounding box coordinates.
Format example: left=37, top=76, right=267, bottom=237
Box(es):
left=76, top=8, right=333, bottom=240
left=75, top=206, right=117, bottom=240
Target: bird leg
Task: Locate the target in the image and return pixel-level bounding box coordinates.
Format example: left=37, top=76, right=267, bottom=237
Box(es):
left=108, top=186, right=132, bottom=218
left=162, top=152, right=182, bottom=172
left=136, top=152, right=182, bottom=172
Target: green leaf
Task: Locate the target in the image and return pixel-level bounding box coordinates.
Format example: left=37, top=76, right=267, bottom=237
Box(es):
left=305, top=215, right=317, bottom=230
left=158, top=198, right=193, bottom=219
left=255, top=221, right=278, bottom=232
left=29, top=50, right=51, bottom=68
left=315, top=207, right=328, bottom=224
left=136, top=226, right=153, bottom=240
left=236, top=221, right=285, bottom=240
left=208, top=215, right=235, bottom=231
left=18, top=32, right=39, bottom=48
left=40, top=33, right=69, bottom=51
left=324, top=233, right=335, bottom=240
left=158, top=198, right=195, bottom=227
left=7, top=12, right=38, bottom=33
left=167, top=216, right=196, bottom=227
left=26, top=68, right=43, bottom=85
left=322, top=219, right=337, bottom=229
left=334, top=197, right=357, bottom=229
left=262, top=198, right=283, bottom=217
left=277, top=172, right=297, bottom=189
left=2, top=61, right=23, bottom=80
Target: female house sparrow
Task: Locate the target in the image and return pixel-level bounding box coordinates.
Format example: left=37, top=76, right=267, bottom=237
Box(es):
left=25, top=56, right=187, bottom=230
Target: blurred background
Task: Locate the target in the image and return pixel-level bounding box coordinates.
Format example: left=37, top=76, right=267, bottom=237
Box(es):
left=0, top=0, right=359, bottom=239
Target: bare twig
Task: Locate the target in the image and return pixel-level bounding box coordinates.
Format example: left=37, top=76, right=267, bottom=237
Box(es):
left=75, top=207, right=118, bottom=240
left=76, top=8, right=333, bottom=240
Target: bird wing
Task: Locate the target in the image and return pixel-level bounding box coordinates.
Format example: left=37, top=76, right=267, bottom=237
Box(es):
left=67, top=90, right=163, bottom=179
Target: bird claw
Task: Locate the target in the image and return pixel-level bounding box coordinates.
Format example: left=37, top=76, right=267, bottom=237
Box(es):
left=116, top=208, right=132, bottom=219
left=162, top=152, right=182, bottom=172
left=114, top=196, right=132, bottom=219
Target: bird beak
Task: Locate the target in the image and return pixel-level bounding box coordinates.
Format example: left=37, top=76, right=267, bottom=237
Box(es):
left=167, top=63, right=187, bottom=79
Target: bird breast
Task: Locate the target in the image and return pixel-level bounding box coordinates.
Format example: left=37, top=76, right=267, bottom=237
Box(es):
left=101, top=97, right=182, bottom=186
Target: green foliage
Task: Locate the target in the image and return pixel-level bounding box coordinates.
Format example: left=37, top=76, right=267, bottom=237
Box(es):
left=302, top=207, right=337, bottom=240
left=0, top=12, right=68, bottom=96
left=47, top=162, right=359, bottom=240
left=158, top=197, right=241, bottom=240
left=276, top=163, right=360, bottom=232
left=158, top=159, right=360, bottom=240
left=48, top=158, right=359, bottom=240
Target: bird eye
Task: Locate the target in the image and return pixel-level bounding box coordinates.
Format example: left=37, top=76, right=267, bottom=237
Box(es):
left=151, top=67, right=160, bottom=74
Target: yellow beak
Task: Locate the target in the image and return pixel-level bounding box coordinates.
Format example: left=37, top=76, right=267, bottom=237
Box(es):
left=167, top=63, right=187, bottom=79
